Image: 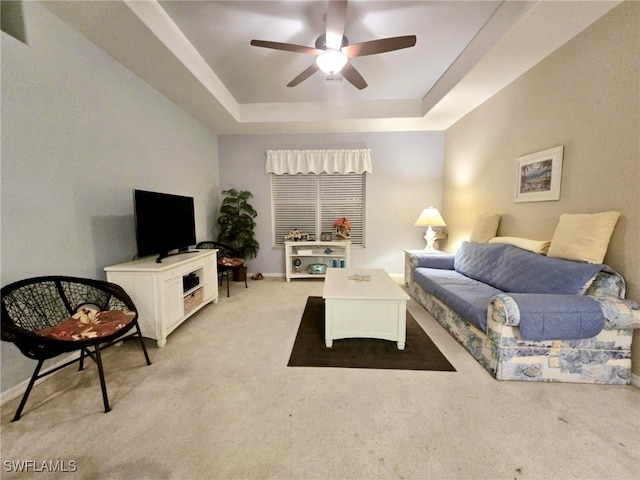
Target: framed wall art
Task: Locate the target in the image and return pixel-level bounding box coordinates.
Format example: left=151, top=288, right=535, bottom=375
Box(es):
left=514, top=145, right=564, bottom=202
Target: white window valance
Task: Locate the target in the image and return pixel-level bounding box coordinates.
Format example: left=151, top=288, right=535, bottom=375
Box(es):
left=265, top=149, right=372, bottom=175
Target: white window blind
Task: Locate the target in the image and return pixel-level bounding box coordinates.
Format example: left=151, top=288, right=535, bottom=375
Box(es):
left=271, top=173, right=366, bottom=247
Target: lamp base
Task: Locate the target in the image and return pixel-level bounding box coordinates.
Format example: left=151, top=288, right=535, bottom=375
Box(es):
left=423, top=226, right=440, bottom=252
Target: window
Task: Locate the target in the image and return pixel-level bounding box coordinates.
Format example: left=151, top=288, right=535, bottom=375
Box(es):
left=271, top=173, right=366, bottom=247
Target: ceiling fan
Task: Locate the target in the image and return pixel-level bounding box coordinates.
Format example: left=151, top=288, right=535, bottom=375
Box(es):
left=250, top=0, right=416, bottom=90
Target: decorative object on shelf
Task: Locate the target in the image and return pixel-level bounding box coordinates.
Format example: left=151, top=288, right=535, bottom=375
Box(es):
left=307, top=263, right=327, bottom=274
left=414, top=207, right=447, bottom=252
left=293, top=257, right=302, bottom=273
left=284, top=229, right=309, bottom=241
left=333, top=217, right=352, bottom=239
left=321, top=232, right=332, bottom=241
left=217, top=189, right=259, bottom=264
left=348, top=274, right=371, bottom=282
left=514, top=145, right=564, bottom=203
left=324, top=248, right=333, bottom=254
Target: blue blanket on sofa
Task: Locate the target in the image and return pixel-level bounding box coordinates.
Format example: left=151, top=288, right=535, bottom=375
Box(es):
left=454, top=242, right=603, bottom=295
left=507, top=293, right=604, bottom=341
left=412, top=268, right=500, bottom=330
left=412, top=242, right=606, bottom=340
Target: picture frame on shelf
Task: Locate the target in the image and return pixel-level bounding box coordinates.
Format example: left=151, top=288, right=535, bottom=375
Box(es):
left=514, top=145, right=563, bottom=203
left=321, top=232, right=332, bottom=241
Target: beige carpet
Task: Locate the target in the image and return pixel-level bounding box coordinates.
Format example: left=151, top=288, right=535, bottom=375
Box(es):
left=1, top=277, right=639, bottom=480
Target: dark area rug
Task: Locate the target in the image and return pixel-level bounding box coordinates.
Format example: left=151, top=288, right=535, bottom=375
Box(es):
left=287, top=296, right=456, bottom=371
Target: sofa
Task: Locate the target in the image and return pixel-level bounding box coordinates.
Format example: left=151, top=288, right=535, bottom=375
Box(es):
left=408, top=241, right=640, bottom=384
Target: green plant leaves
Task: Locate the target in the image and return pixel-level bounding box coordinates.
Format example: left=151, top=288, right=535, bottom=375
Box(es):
left=216, top=189, right=260, bottom=259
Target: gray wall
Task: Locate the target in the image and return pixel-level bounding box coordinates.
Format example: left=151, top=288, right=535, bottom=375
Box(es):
left=1, top=3, right=220, bottom=393
left=218, top=132, right=444, bottom=276
left=442, top=3, right=639, bottom=376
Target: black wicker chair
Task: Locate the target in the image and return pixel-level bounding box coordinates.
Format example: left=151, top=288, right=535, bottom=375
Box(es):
left=196, top=241, right=247, bottom=297
left=1, top=276, right=152, bottom=421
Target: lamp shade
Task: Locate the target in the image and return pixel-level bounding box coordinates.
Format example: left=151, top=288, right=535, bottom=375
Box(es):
left=414, top=207, right=446, bottom=227
left=316, top=49, right=348, bottom=74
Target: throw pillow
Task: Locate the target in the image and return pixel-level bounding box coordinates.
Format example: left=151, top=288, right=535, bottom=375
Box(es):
left=488, top=236, right=551, bottom=255
left=469, top=214, right=500, bottom=244
left=547, top=211, right=620, bottom=264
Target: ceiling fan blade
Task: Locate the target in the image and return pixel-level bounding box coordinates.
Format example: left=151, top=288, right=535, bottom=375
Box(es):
left=326, top=0, right=348, bottom=50
left=287, top=63, right=320, bottom=87
left=340, top=62, right=367, bottom=90
left=342, top=35, right=417, bottom=58
left=251, top=40, right=323, bottom=56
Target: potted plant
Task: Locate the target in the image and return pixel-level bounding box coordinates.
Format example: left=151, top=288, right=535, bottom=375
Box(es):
left=217, top=189, right=259, bottom=280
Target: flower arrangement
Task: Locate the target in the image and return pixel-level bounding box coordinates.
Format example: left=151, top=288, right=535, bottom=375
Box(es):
left=332, top=217, right=351, bottom=229
left=333, top=217, right=351, bottom=239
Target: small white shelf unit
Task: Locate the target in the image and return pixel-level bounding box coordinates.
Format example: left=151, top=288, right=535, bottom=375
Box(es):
left=284, top=240, right=351, bottom=281
left=104, top=250, right=218, bottom=347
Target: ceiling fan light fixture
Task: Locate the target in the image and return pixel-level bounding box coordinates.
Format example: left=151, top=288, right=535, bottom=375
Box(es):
left=316, top=49, right=348, bottom=74
left=251, top=0, right=416, bottom=89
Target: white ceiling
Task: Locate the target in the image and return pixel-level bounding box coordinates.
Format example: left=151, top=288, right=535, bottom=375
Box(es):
left=43, top=1, right=620, bottom=135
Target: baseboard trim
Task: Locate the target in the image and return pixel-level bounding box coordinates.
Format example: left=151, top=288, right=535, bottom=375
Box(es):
left=258, top=273, right=285, bottom=278
left=0, top=352, right=80, bottom=407
left=250, top=272, right=406, bottom=281
left=631, top=373, right=640, bottom=389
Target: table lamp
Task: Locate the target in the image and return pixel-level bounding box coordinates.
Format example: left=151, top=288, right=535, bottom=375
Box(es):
left=414, top=207, right=447, bottom=252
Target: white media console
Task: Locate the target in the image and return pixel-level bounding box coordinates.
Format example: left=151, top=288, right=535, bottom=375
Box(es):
left=105, top=250, right=218, bottom=347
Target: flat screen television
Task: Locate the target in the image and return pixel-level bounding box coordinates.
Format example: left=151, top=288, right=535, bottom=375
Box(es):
left=133, top=189, right=196, bottom=262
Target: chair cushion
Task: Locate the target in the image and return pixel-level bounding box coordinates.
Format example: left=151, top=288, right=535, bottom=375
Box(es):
left=36, top=308, right=136, bottom=341
left=218, top=257, right=244, bottom=268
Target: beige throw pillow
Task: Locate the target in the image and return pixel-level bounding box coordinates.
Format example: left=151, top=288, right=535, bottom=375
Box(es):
left=547, top=211, right=620, bottom=264
left=469, top=214, right=500, bottom=244
left=488, top=237, right=551, bottom=255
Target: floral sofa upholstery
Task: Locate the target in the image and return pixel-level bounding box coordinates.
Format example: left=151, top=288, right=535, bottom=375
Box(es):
left=409, top=241, right=640, bottom=384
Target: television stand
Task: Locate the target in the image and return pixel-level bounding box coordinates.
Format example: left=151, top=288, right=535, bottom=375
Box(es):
left=105, top=250, right=218, bottom=347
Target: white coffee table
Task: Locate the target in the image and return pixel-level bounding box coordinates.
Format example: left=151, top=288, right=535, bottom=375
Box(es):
left=322, top=268, right=410, bottom=350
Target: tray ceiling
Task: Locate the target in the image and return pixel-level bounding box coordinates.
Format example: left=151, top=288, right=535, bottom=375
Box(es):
left=43, top=1, right=620, bottom=134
